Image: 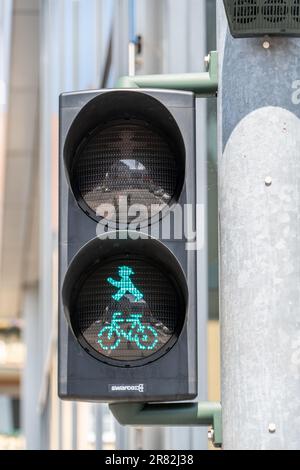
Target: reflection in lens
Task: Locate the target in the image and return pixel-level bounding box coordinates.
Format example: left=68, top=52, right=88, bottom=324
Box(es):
left=73, top=122, right=180, bottom=221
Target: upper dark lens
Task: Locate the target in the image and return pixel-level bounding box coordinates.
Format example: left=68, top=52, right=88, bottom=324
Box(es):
left=73, top=121, right=180, bottom=223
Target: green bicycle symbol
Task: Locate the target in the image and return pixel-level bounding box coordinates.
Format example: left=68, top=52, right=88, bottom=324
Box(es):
left=97, top=312, right=158, bottom=352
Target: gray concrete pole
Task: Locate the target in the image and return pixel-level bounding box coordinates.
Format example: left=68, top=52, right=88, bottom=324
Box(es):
left=217, top=0, right=300, bottom=450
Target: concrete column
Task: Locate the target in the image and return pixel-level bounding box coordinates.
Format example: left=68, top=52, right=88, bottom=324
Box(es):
left=218, top=0, right=300, bottom=450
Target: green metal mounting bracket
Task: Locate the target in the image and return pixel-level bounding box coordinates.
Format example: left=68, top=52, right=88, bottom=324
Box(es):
left=116, top=51, right=218, bottom=97
left=110, top=401, right=222, bottom=448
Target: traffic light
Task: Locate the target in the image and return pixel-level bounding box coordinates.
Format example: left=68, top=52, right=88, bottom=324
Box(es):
left=59, top=89, right=197, bottom=402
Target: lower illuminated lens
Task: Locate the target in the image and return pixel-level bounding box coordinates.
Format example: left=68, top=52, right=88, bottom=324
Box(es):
left=75, top=257, right=183, bottom=363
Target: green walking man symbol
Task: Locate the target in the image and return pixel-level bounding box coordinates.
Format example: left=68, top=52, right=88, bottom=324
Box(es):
left=98, top=265, right=158, bottom=352
left=107, top=266, right=144, bottom=302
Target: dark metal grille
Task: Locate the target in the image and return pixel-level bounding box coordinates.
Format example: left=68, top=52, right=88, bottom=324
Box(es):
left=234, top=0, right=259, bottom=24
left=224, top=0, right=300, bottom=36
left=263, top=0, right=288, bottom=22
left=292, top=0, right=300, bottom=20
left=75, top=257, right=184, bottom=363
left=73, top=121, right=179, bottom=222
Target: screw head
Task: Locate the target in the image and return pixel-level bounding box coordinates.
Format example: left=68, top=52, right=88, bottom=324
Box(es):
left=265, top=176, right=272, bottom=187
left=204, top=55, right=210, bottom=69
left=263, top=40, right=270, bottom=49
left=269, top=423, right=276, bottom=434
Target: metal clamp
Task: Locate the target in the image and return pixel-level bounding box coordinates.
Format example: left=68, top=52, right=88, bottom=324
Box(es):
left=116, top=51, right=218, bottom=97
left=110, top=401, right=222, bottom=448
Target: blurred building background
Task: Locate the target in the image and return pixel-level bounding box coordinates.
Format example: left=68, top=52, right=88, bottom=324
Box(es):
left=0, top=0, right=219, bottom=450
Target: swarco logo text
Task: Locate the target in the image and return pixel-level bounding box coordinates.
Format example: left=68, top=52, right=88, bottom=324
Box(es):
left=110, top=384, right=145, bottom=393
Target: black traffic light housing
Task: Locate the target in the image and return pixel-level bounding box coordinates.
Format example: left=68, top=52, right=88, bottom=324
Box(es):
left=59, top=89, right=197, bottom=402
left=224, top=0, right=300, bottom=38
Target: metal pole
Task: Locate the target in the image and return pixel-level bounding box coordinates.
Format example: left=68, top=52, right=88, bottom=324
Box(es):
left=95, top=405, right=103, bottom=450
left=22, top=287, right=41, bottom=450
left=128, top=42, right=136, bottom=77
left=128, top=0, right=136, bottom=77
left=218, top=0, right=300, bottom=450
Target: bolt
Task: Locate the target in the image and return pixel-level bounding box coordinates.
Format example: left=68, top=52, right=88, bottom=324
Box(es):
left=265, top=176, right=272, bottom=187
left=269, top=423, right=276, bottom=434
left=208, top=428, right=214, bottom=441
left=263, top=40, right=270, bottom=49
left=204, top=55, right=210, bottom=69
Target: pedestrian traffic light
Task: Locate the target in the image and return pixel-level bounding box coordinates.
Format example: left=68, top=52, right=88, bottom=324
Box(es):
left=59, top=89, right=197, bottom=402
